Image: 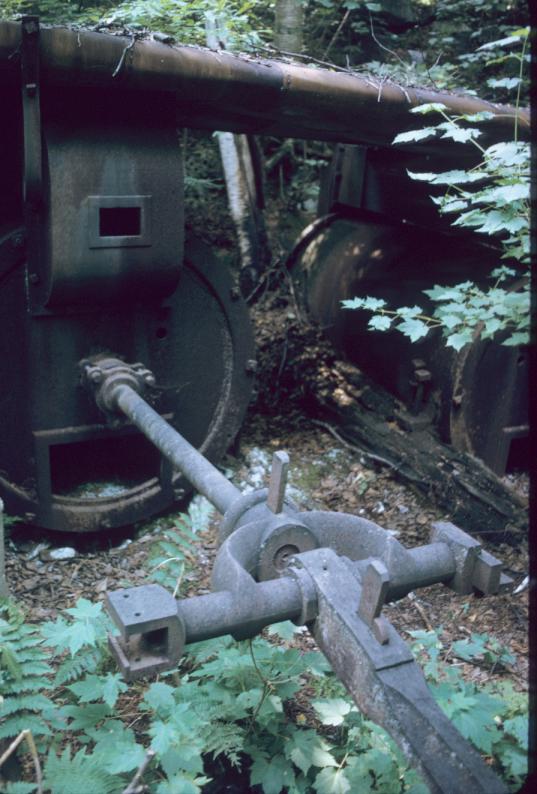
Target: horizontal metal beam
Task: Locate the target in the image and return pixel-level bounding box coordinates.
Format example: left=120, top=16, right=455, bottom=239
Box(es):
left=0, top=21, right=529, bottom=152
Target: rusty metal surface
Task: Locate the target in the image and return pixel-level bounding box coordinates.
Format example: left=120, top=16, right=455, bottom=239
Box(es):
left=289, top=212, right=528, bottom=473
left=0, top=235, right=254, bottom=531
left=0, top=21, right=529, bottom=153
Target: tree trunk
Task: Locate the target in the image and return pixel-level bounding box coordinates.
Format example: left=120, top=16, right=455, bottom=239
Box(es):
left=205, top=14, right=271, bottom=293
left=274, top=0, right=304, bottom=54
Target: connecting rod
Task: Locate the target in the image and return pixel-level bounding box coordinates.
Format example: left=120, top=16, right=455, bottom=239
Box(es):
left=113, top=384, right=240, bottom=515
left=81, top=357, right=240, bottom=515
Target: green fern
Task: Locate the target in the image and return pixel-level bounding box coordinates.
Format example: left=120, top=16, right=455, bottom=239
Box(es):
left=52, top=646, right=103, bottom=686
left=203, top=720, right=246, bottom=767
left=2, top=782, right=38, bottom=793
left=43, top=746, right=121, bottom=794
left=0, top=603, right=54, bottom=741
left=149, top=497, right=214, bottom=595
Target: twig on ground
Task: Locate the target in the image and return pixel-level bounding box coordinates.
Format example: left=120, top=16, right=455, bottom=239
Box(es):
left=277, top=332, right=289, bottom=382
left=122, top=749, right=156, bottom=794
left=252, top=44, right=353, bottom=74
left=0, top=729, right=43, bottom=794
left=407, top=591, right=434, bottom=630
left=311, top=419, right=400, bottom=471
left=368, top=12, right=408, bottom=70
left=112, top=36, right=136, bottom=78
left=323, top=8, right=351, bottom=61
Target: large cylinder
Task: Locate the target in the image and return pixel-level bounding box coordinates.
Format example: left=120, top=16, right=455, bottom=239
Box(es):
left=289, top=211, right=528, bottom=474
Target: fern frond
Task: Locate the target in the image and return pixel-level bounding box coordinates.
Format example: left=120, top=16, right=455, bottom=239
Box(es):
left=0, top=604, right=55, bottom=746
left=203, top=720, right=245, bottom=768
left=43, top=746, right=122, bottom=794
left=0, top=714, right=53, bottom=740
left=5, top=673, right=52, bottom=693
left=2, top=781, right=38, bottom=793
left=0, top=694, right=53, bottom=716
left=53, top=647, right=102, bottom=686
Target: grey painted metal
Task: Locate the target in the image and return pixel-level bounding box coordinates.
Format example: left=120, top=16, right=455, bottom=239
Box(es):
left=298, top=549, right=506, bottom=794
left=107, top=578, right=304, bottom=680
left=104, top=438, right=510, bottom=792
left=109, top=382, right=240, bottom=516
left=266, top=451, right=289, bottom=514
left=106, top=527, right=509, bottom=791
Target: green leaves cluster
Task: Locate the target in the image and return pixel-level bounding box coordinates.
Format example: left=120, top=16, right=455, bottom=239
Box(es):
left=1, top=582, right=529, bottom=793
left=410, top=628, right=528, bottom=782
left=0, top=0, right=270, bottom=51
left=343, top=27, right=530, bottom=352
left=148, top=496, right=214, bottom=597
left=342, top=269, right=529, bottom=351
left=0, top=601, right=55, bottom=744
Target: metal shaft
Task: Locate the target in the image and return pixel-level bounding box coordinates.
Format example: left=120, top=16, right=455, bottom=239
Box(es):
left=112, top=383, right=240, bottom=515
left=179, top=577, right=303, bottom=643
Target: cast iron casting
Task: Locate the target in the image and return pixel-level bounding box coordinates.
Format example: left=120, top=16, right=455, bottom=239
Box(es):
left=89, top=363, right=511, bottom=793
left=0, top=18, right=254, bottom=532
left=290, top=148, right=529, bottom=475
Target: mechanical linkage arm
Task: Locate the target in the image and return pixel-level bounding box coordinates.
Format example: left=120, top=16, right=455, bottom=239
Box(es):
left=82, top=357, right=511, bottom=794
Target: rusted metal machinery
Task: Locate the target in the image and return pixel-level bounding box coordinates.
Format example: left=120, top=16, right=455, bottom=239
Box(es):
left=93, top=358, right=512, bottom=793
left=0, top=18, right=530, bottom=532
left=288, top=145, right=529, bottom=475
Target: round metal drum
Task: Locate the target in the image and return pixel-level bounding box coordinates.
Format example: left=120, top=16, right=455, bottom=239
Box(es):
left=289, top=212, right=527, bottom=473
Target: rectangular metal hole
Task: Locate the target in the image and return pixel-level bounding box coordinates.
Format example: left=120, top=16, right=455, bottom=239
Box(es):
left=50, top=433, right=160, bottom=497
left=99, top=206, right=141, bottom=237
left=142, top=628, right=168, bottom=654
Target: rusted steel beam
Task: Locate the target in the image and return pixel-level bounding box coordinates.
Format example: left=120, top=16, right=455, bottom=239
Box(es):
left=0, top=21, right=529, bottom=151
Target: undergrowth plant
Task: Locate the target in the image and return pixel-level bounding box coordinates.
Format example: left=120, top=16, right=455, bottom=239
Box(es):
left=342, top=27, right=530, bottom=352
left=0, top=506, right=529, bottom=793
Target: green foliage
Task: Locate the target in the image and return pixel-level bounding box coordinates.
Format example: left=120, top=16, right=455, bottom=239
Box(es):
left=0, top=0, right=270, bottom=50
left=40, top=594, right=115, bottom=686
left=409, top=628, right=528, bottom=788
left=450, top=632, right=516, bottom=670
left=43, top=746, right=121, bottom=794
left=0, top=601, right=55, bottom=742
left=343, top=26, right=529, bottom=352
left=148, top=496, right=214, bottom=595
left=1, top=580, right=529, bottom=793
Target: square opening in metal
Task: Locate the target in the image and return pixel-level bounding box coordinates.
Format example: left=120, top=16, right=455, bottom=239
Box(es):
left=99, top=206, right=141, bottom=237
